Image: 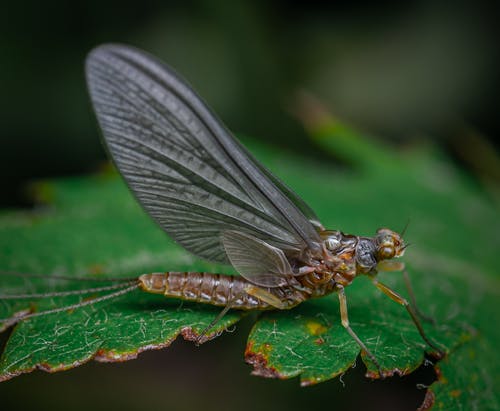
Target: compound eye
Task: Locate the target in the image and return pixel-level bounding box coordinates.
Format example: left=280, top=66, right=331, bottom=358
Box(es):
left=379, top=246, right=395, bottom=259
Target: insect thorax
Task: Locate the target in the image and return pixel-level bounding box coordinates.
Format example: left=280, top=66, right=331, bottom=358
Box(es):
left=319, top=230, right=379, bottom=282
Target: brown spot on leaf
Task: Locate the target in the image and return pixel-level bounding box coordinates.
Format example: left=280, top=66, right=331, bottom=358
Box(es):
left=245, top=341, right=282, bottom=379
left=180, top=326, right=201, bottom=342
left=314, top=337, right=325, bottom=345
left=417, top=390, right=435, bottom=411
left=365, top=369, right=385, bottom=379
left=365, top=367, right=410, bottom=380
left=95, top=349, right=138, bottom=362
left=434, top=366, right=446, bottom=383
left=38, top=362, right=56, bottom=372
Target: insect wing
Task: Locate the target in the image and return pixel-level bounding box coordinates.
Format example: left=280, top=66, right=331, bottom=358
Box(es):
left=86, top=44, right=322, bottom=263
left=231, top=137, right=324, bottom=230
left=222, top=231, right=292, bottom=288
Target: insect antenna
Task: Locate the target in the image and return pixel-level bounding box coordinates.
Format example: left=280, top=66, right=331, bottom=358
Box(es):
left=401, top=243, right=411, bottom=252
left=400, top=219, right=411, bottom=237
left=0, top=281, right=139, bottom=326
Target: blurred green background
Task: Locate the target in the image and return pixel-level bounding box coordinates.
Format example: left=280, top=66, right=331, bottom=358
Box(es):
left=1, top=0, right=499, bottom=207
left=1, top=1, right=498, bottom=410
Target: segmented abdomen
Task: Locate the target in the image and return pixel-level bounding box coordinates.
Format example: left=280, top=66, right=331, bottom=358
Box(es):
left=138, top=272, right=270, bottom=310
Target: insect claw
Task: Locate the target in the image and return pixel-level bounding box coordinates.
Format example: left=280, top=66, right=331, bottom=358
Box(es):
left=365, top=360, right=385, bottom=380
left=377, top=367, right=385, bottom=379
left=194, top=327, right=212, bottom=346
left=194, top=336, right=205, bottom=346
left=366, top=353, right=384, bottom=379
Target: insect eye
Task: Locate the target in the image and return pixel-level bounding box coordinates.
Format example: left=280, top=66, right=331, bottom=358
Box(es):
left=379, top=246, right=395, bottom=259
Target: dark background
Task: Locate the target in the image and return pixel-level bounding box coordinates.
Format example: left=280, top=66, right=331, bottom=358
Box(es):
left=2, top=0, right=499, bottom=208
left=1, top=1, right=499, bottom=410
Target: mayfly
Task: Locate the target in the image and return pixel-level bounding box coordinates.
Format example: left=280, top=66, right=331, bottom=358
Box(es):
left=0, top=44, right=442, bottom=376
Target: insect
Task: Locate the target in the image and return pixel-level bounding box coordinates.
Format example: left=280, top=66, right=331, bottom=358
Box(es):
left=0, top=44, right=442, bottom=376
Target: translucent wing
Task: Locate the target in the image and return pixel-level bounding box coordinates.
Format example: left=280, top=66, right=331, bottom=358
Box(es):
left=85, top=44, right=322, bottom=263
left=233, top=138, right=324, bottom=230
left=222, top=231, right=292, bottom=288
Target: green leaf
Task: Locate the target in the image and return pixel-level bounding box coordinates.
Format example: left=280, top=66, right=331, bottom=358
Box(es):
left=0, top=119, right=498, bottom=411
left=421, top=337, right=498, bottom=410
left=245, top=279, right=464, bottom=386
left=0, top=175, right=242, bottom=380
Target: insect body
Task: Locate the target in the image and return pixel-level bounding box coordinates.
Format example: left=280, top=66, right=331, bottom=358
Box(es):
left=139, top=228, right=404, bottom=309
left=0, top=44, right=442, bottom=376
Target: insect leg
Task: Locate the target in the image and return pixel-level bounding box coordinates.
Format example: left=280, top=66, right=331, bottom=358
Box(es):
left=376, top=263, right=436, bottom=324
left=195, top=291, right=248, bottom=346
left=195, top=302, right=235, bottom=345
left=371, top=279, right=445, bottom=358
left=337, top=285, right=383, bottom=378
left=402, top=270, right=436, bottom=324
left=376, top=260, right=405, bottom=272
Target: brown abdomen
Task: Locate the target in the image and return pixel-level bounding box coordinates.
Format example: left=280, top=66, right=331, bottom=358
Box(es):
left=138, top=272, right=269, bottom=310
